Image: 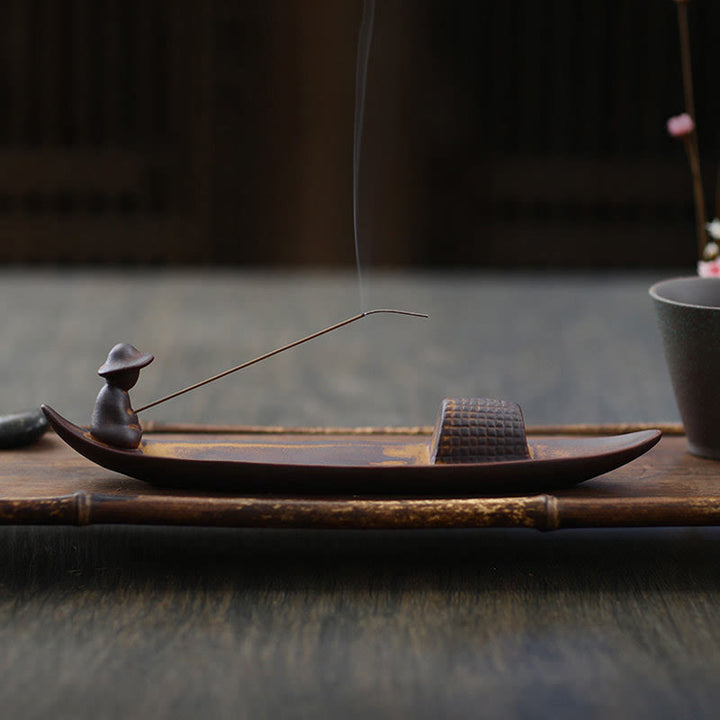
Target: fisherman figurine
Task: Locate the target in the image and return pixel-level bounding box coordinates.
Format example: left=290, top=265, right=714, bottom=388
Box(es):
left=90, top=343, right=154, bottom=449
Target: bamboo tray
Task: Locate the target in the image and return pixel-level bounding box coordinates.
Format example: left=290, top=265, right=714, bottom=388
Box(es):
left=0, top=423, right=718, bottom=531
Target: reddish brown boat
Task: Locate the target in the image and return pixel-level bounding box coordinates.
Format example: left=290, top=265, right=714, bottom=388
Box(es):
left=41, top=399, right=661, bottom=495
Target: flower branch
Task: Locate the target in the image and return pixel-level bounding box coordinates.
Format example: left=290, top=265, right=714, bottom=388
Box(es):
left=667, top=0, right=720, bottom=274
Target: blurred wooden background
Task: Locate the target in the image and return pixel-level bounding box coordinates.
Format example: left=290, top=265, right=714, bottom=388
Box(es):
left=1, top=0, right=718, bottom=267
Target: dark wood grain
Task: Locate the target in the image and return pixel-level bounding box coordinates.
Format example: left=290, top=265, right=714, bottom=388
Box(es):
left=0, top=523, right=719, bottom=719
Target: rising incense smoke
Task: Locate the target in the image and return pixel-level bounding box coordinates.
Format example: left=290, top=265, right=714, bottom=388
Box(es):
left=353, top=0, right=375, bottom=313
left=132, top=1, right=429, bottom=416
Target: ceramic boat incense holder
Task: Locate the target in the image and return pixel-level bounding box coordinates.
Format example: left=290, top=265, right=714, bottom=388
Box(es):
left=42, top=400, right=660, bottom=495
left=41, top=311, right=661, bottom=495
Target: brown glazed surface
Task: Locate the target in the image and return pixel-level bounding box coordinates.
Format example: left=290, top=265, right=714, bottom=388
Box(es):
left=41, top=406, right=660, bottom=496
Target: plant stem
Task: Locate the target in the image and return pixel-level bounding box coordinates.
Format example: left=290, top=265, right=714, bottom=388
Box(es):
left=676, top=0, right=707, bottom=257
left=683, top=136, right=708, bottom=258
left=677, top=2, right=695, bottom=118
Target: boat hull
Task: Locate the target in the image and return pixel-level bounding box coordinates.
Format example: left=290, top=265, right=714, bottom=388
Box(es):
left=41, top=406, right=661, bottom=495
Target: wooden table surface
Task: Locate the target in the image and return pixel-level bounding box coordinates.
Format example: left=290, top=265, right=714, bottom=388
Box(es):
left=2, top=269, right=718, bottom=720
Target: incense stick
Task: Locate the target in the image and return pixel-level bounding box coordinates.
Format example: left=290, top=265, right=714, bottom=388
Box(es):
left=135, top=309, right=428, bottom=414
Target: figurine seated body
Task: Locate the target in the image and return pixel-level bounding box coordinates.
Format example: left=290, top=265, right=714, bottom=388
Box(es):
left=90, top=343, right=154, bottom=449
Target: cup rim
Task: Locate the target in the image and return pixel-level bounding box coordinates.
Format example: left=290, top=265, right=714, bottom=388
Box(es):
left=649, top=276, right=720, bottom=310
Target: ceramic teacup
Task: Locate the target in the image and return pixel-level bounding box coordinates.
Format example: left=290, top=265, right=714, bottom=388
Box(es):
left=650, top=276, right=720, bottom=458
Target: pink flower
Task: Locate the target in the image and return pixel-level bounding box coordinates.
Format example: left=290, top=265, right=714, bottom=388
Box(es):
left=698, top=259, right=720, bottom=277
left=667, top=113, right=696, bottom=137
